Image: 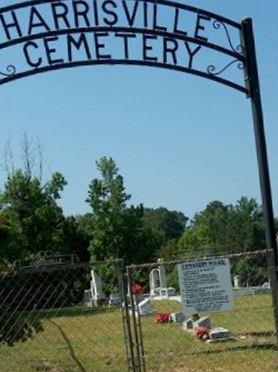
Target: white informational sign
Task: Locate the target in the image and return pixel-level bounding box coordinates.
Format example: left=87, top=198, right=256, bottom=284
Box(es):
left=178, top=258, right=234, bottom=315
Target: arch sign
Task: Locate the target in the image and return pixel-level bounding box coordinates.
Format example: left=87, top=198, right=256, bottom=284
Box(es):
left=0, top=0, right=278, bottom=333
left=0, top=0, right=246, bottom=92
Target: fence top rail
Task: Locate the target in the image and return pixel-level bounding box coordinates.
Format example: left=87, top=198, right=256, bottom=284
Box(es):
left=0, top=258, right=123, bottom=276
left=126, top=249, right=268, bottom=270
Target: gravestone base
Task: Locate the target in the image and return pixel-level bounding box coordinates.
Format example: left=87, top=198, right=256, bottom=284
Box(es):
left=130, top=298, right=156, bottom=317
left=170, top=312, right=185, bottom=323
left=108, top=293, right=122, bottom=308
left=183, top=315, right=211, bottom=331
left=207, top=327, right=233, bottom=343
left=159, top=287, right=176, bottom=297
left=83, top=290, right=107, bottom=307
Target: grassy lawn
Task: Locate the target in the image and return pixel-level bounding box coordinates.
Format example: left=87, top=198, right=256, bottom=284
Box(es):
left=0, top=295, right=277, bottom=371
left=0, top=307, right=126, bottom=372
left=143, top=295, right=277, bottom=371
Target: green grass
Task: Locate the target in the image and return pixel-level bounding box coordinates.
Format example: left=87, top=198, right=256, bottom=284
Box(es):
left=143, top=295, right=277, bottom=371
left=0, top=295, right=277, bottom=371
left=0, top=307, right=126, bottom=371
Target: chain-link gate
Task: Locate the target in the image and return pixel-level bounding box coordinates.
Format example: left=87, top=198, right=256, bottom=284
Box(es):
left=126, top=251, right=278, bottom=371
left=0, top=257, right=133, bottom=371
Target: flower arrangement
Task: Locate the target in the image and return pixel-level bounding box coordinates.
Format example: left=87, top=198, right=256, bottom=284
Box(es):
left=131, top=284, right=145, bottom=295
left=194, top=326, right=210, bottom=340
left=154, top=312, right=171, bottom=324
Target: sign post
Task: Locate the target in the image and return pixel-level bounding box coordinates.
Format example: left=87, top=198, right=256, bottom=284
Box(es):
left=240, top=18, right=278, bottom=340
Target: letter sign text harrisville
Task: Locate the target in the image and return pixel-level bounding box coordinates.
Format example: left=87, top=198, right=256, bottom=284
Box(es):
left=178, top=258, right=234, bottom=315
left=0, top=0, right=247, bottom=92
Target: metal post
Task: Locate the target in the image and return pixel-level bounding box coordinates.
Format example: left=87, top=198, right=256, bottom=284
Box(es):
left=240, top=18, right=278, bottom=340
left=126, top=267, right=143, bottom=372
left=117, top=259, right=136, bottom=371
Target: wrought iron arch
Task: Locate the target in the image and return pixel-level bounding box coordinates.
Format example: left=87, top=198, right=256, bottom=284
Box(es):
left=0, top=0, right=246, bottom=93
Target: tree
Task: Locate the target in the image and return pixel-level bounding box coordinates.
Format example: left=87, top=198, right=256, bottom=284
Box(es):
left=141, top=207, right=188, bottom=261
left=178, top=197, right=266, bottom=259
left=62, top=214, right=92, bottom=262
left=0, top=169, right=67, bottom=263
left=0, top=208, right=19, bottom=264
left=86, top=157, right=144, bottom=262
left=233, top=257, right=268, bottom=286
left=177, top=223, right=215, bottom=259
left=2, top=132, right=43, bottom=180
left=178, top=201, right=229, bottom=258
left=157, top=238, right=179, bottom=261
left=142, top=207, right=187, bottom=241
left=226, top=197, right=265, bottom=253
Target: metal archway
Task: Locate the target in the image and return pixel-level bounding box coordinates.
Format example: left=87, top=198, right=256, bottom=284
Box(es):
left=0, top=0, right=247, bottom=92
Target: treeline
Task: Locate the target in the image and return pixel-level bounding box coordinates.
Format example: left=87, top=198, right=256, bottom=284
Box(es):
left=0, top=156, right=271, bottom=268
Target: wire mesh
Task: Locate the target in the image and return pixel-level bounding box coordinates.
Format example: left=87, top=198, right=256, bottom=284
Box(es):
left=127, top=251, right=278, bottom=371
left=0, top=260, right=129, bottom=372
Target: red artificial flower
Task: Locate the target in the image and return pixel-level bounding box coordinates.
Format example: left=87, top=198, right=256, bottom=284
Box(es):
left=154, top=312, right=171, bottom=324
left=131, top=284, right=145, bottom=294
left=194, top=326, right=210, bottom=340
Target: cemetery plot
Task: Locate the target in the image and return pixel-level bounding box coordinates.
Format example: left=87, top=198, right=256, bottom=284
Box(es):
left=140, top=296, right=276, bottom=371
left=127, top=252, right=277, bottom=371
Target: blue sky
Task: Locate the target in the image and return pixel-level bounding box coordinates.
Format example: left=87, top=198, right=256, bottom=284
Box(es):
left=1, top=0, right=278, bottom=219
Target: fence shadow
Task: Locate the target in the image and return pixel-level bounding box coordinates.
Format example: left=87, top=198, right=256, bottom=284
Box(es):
left=194, top=343, right=278, bottom=355
left=49, top=320, right=86, bottom=372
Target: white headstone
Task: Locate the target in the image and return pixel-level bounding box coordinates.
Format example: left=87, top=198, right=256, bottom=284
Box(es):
left=149, top=268, right=160, bottom=296
left=233, top=275, right=240, bottom=289
left=149, top=258, right=178, bottom=298
left=90, top=267, right=106, bottom=304
left=157, top=258, right=167, bottom=288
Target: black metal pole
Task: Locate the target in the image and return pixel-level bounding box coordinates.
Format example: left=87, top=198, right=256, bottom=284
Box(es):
left=117, top=259, right=136, bottom=371
left=127, top=267, right=143, bottom=371
left=240, top=18, right=278, bottom=339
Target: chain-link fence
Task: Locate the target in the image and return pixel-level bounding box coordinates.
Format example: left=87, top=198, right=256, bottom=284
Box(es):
left=0, top=258, right=130, bottom=372
left=1, top=252, right=277, bottom=371
left=127, top=251, right=278, bottom=371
